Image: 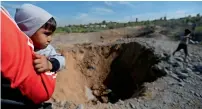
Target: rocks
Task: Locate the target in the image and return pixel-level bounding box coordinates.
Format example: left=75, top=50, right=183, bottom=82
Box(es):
left=177, top=73, right=189, bottom=80
left=176, top=61, right=184, bottom=68
left=154, top=87, right=159, bottom=90
left=60, top=101, right=69, bottom=108
left=101, top=96, right=109, bottom=103
left=87, top=65, right=96, bottom=70
left=187, top=64, right=193, bottom=68
left=92, top=84, right=99, bottom=90
left=100, top=36, right=104, bottom=39
left=185, top=79, right=192, bottom=84
left=118, top=100, right=124, bottom=105
left=172, top=61, right=183, bottom=68
left=85, top=86, right=96, bottom=101
left=75, top=104, right=84, bottom=109
left=175, top=57, right=184, bottom=62
left=144, top=103, right=149, bottom=107
left=51, top=37, right=202, bottom=109
left=185, top=68, right=193, bottom=73
left=175, top=70, right=189, bottom=80
left=91, top=99, right=99, bottom=105
left=168, top=81, right=175, bottom=85
left=129, top=102, right=136, bottom=108
left=195, top=72, right=200, bottom=75
left=165, top=66, right=171, bottom=71
left=163, top=69, right=170, bottom=75
left=102, top=89, right=112, bottom=95
left=93, top=90, right=101, bottom=97
left=178, top=82, right=185, bottom=87
left=168, top=57, right=174, bottom=64
left=170, top=73, right=181, bottom=81
left=194, top=93, right=200, bottom=97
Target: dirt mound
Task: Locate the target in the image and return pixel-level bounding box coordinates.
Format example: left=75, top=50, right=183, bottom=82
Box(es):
left=51, top=38, right=167, bottom=107
left=52, top=43, right=121, bottom=105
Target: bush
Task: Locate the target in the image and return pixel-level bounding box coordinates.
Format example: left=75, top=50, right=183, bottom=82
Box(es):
left=195, top=26, right=202, bottom=33
left=109, top=25, right=115, bottom=29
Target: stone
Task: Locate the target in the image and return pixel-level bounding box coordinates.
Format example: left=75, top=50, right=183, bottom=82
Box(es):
left=185, top=80, right=192, bottom=84
left=194, top=93, right=200, bottom=97
left=163, top=69, right=169, bottom=75
left=190, top=90, right=194, bottom=94
left=168, top=57, right=174, bottom=64
left=189, top=54, right=193, bottom=57
left=137, top=99, right=142, bottom=102
left=144, top=103, right=148, bottom=107
left=87, top=65, right=96, bottom=70
left=188, top=64, right=193, bottom=68
left=165, top=66, right=170, bottom=70
left=176, top=72, right=188, bottom=80
left=75, top=104, right=84, bottom=109
left=85, top=86, right=95, bottom=101
left=175, top=57, right=184, bottom=62
left=170, top=73, right=180, bottom=81
left=195, top=72, right=200, bottom=75
left=176, top=61, right=184, bottom=68
left=101, top=96, right=109, bottom=103
left=118, top=99, right=124, bottom=105
left=93, top=90, right=101, bottom=97
left=92, top=84, right=99, bottom=90
left=102, top=89, right=112, bottom=95
left=129, top=102, right=136, bottom=108
left=168, top=81, right=175, bottom=85
left=200, top=93, right=202, bottom=98
left=179, top=82, right=185, bottom=87
left=91, top=99, right=98, bottom=105
left=186, top=68, right=193, bottom=73
left=59, top=101, right=67, bottom=107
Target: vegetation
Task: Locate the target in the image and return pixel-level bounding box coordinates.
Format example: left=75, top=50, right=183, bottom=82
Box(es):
left=55, top=13, right=202, bottom=41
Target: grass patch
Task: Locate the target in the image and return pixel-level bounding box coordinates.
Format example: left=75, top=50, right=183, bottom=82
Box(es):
left=195, top=26, right=202, bottom=33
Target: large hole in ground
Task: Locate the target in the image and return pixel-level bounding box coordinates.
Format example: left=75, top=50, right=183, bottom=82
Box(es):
left=52, top=40, right=166, bottom=105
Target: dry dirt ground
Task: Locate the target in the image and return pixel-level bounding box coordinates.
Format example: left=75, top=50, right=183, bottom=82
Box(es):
left=48, top=26, right=202, bottom=109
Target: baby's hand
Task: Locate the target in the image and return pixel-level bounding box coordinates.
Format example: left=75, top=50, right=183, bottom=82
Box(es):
left=34, top=54, right=53, bottom=73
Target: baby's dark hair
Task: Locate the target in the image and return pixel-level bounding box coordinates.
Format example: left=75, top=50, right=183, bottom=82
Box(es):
left=184, top=29, right=191, bottom=36
left=42, top=17, right=57, bottom=32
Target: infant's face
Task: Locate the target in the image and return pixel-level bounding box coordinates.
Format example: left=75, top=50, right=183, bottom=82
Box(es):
left=31, top=28, right=53, bottom=49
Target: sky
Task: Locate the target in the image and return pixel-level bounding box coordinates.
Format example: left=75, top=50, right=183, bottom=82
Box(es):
left=1, top=1, right=202, bottom=26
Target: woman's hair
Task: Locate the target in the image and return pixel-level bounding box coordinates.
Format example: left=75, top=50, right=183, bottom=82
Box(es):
left=42, top=17, right=57, bottom=32
left=184, top=29, right=191, bottom=36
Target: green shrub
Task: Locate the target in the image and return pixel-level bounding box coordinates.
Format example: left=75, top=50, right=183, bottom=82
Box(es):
left=195, top=26, right=202, bottom=32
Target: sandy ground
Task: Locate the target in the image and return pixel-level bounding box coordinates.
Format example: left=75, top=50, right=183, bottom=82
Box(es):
left=49, top=26, right=202, bottom=109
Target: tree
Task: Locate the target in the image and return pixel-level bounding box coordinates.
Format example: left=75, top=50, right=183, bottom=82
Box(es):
left=136, top=18, right=138, bottom=22
left=196, top=13, right=200, bottom=17
left=102, top=20, right=106, bottom=25
left=65, top=27, right=71, bottom=33
left=164, top=16, right=167, bottom=21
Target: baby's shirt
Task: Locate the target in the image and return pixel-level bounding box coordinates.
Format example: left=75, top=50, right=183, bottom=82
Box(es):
left=36, top=44, right=66, bottom=72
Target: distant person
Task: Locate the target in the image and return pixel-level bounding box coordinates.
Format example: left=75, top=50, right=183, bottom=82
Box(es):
left=191, top=22, right=196, bottom=40
left=14, top=4, right=65, bottom=73
left=172, top=29, right=192, bottom=62
left=192, top=22, right=196, bottom=32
